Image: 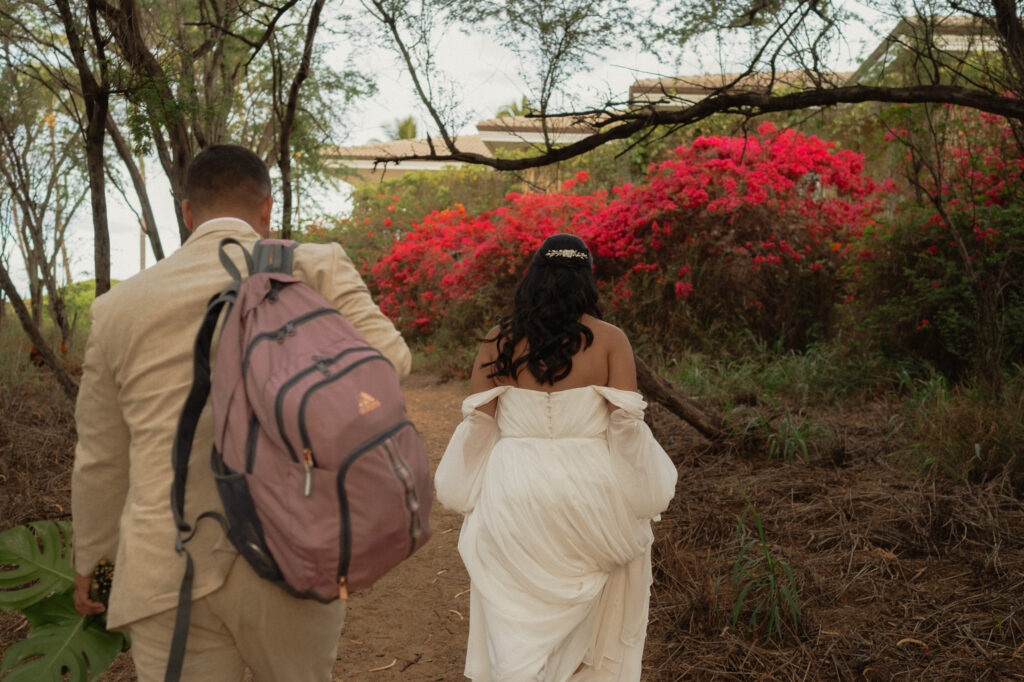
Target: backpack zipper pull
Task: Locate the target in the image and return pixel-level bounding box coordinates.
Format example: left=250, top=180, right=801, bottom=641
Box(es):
left=303, top=448, right=314, bottom=496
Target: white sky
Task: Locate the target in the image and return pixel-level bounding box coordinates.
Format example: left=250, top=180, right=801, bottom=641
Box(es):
left=7, top=1, right=891, bottom=294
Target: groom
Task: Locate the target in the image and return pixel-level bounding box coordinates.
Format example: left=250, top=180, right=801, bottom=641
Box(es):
left=71, top=144, right=410, bottom=681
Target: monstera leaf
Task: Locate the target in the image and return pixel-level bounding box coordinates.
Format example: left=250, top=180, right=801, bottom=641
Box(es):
left=1, top=593, right=126, bottom=682
left=0, top=521, right=127, bottom=682
left=0, top=521, right=74, bottom=610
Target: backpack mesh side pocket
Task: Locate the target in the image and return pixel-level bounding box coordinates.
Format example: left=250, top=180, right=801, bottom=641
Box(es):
left=211, top=454, right=282, bottom=583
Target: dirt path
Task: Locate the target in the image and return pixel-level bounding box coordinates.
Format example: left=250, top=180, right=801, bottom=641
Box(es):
left=331, top=371, right=470, bottom=681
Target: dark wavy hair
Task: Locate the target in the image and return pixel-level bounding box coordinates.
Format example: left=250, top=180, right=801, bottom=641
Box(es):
left=483, top=233, right=602, bottom=384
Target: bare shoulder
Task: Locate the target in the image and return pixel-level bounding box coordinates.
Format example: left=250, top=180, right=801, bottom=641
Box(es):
left=583, top=316, right=637, bottom=391
left=471, top=323, right=503, bottom=372
left=477, top=325, right=502, bottom=362
left=583, top=316, right=632, bottom=351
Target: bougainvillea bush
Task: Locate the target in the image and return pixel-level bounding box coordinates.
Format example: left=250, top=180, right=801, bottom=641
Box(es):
left=369, top=124, right=891, bottom=350
left=583, top=122, right=890, bottom=349
left=852, top=107, right=1024, bottom=381
left=369, top=188, right=609, bottom=344
left=297, top=166, right=524, bottom=274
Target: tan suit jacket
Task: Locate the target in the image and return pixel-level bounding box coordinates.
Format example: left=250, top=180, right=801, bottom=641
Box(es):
left=72, top=218, right=411, bottom=629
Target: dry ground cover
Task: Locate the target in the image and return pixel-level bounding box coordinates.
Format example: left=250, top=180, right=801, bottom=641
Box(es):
left=645, top=402, right=1024, bottom=679
left=2, top=370, right=1023, bottom=680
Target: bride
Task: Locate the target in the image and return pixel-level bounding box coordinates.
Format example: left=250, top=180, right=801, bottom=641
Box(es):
left=435, top=233, right=678, bottom=681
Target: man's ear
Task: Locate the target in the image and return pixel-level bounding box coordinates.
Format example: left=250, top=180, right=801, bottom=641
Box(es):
left=258, top=194, right=274, bottom=236
left=182, top=200, right=196, bottom=232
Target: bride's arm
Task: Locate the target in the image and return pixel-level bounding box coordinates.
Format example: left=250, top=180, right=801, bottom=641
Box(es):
left=469, top=327, right=501, bottom=416
left=435, top=406, right=500, bottom=514
left=602, top=327, right=677, bottom=518
left=605, top=324, right=638, bottom=410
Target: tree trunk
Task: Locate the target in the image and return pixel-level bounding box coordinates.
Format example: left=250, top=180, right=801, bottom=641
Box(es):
left=634, top=354, right=724, bottom=441
left=54, top=0, right=112, bottom=296
left=41, top=265, right=71, bottom=343
left=276, top=0, right=326, bottom=238
left=29, top=277, right=43, bottom=324
left=107, top=114, right=164, bottom=260
left=61, top=237, right=72, bottom=285
left=280, top=155, right=294, bottom=238
left=86, top=107, right=111, bottom=295
left=0, top=262, right=78, bottom=401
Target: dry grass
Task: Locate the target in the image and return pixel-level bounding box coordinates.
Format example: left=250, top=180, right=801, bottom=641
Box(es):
left=643, top=402, right=1024, bottom=680
left=0, top=377, right=76, bottom=528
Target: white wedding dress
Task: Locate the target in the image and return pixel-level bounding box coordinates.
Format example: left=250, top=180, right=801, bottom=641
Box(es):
left=435, top=385, right=678, bottom=681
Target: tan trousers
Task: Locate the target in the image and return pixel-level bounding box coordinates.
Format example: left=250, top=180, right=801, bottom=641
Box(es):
left=127, top=554, right=346, bottom=682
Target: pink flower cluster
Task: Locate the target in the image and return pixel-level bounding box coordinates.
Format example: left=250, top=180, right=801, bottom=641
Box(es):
left=370, top=126, right=889, bottom=338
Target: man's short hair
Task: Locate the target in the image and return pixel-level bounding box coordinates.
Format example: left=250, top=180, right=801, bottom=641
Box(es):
left=185, top=145, right=272, bottom=214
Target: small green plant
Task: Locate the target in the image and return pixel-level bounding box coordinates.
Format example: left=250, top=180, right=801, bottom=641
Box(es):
left=895, top=365, right=1024, bottom=484
left=717, top=502, right=801, bottom=643
left=767, top=413, right=830, bottom=463
left=722, top=409, right=833, bottom=464
left=0, top=521, right=127, bottom=681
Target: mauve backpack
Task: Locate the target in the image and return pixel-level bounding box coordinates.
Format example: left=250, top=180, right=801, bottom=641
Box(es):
left=165, top=238, right=432, bottom=682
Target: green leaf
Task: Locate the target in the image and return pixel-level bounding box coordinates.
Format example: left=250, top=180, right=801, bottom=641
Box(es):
left=0, top=594, right=125, bottom=682
left=0, top=522, right=74, bottom=611
left=730, top=582, right=755, bottom=625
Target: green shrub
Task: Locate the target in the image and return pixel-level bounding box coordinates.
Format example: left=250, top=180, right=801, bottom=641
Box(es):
left=665, top=340, right=891, bottom=409
left=897, top=366, right=1024, bottom=487
left=849, top=107, right=1024, bottom=383
left=852, top=205, right=1024, bottom=381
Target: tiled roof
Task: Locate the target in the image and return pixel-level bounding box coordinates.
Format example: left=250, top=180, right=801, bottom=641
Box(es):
left=475, top=115, right=601, bottom=133
left=849, top=15, right=998, bottom=83
left=328, top=135, right=494, bottom=160
left=629, top=70, right=854, bottom=100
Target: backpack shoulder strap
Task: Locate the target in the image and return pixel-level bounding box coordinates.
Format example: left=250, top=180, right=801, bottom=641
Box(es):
left=165, top=236, right=254, bottom=682
left=252, top=239, right=299, bottom=275
left=171, top=237, right=254, bottom=533
left=165, top=289, right=233, bottom=682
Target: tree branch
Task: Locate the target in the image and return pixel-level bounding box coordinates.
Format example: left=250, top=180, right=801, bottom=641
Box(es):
left=366, top=0, right=457, bottom=152
left=0, top=262, right=78, bottom=401
left=370, top=84, right=1024, bottom=171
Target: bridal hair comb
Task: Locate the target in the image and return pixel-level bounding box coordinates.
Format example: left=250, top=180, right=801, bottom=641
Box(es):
left=544, top=248, right=590, bottom=262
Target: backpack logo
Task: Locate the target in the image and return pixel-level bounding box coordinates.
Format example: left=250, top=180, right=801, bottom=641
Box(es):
left=358, top=391, right=382, bottom=415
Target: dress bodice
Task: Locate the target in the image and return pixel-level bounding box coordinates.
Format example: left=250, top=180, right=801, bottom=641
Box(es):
left=492, top=386, right=610, bottom=439
left=462, top=384, right=649, bottom=442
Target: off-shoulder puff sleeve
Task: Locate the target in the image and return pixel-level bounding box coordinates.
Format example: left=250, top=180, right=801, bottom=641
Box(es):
left=434, top=387, right=509, bottom=514
left=593, top=386, right=678, bottom=520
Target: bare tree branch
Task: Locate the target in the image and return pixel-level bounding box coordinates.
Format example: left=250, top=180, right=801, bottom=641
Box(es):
left=372, top=83, right=1024, bottom=171
left=106, top=113, right=165, bottom=260
left=365, top=0, right=458, bottom=152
